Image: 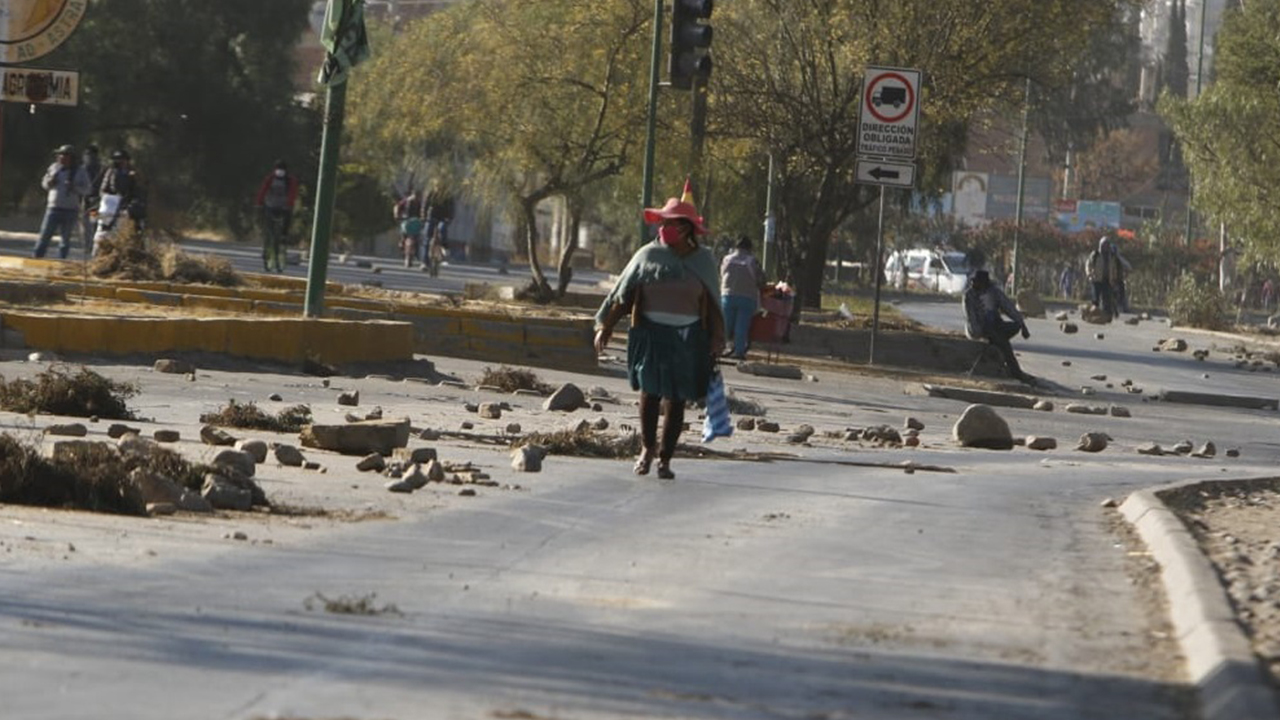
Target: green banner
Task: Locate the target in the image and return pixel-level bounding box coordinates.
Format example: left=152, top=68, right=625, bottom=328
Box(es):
left=318, top=0, right=370, bottom=86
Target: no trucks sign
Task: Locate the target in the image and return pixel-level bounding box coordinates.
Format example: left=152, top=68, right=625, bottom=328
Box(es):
left=0, top=0, right=88, bottom=64
left=858, top=66, right=922, bottom=160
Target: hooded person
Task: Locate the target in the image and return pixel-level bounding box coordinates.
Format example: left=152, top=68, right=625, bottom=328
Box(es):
left=255, top=160, right=300, bottom=272
left=963, top=269, right=1034, bottom=384
left=1086, top=236, right=1122, bottom=320
left=594, top=196, right=726, bottom=479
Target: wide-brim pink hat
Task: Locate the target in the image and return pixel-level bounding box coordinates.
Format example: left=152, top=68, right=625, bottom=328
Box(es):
left=643, top=197, right=708, bottom=235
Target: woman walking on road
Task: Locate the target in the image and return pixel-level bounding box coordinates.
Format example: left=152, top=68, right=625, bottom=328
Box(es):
left=594, top=196, right=724, bottom=480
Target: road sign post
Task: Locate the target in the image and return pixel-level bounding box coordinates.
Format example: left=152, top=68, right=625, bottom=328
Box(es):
left=856, top=65, right=922, bottom=365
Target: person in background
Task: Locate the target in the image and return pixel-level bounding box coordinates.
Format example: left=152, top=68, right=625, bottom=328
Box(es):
left=1058, top=262, right=1077, bottom=300
left=594, top=196, right=725, bottom=480
left=1109, top=238, right=1133, bottom=314
left=80, top=145, right=104, bottom=257
left=963, top=269, right=1034, bottom=385
left=719, top=235, right=765, bottom=360
left=1085, top=236, right=1122, bottom=321
left=395, top=189, right=422, bottom=267
left=96, top=149, right=146, bottom=245
left=419, top=181, right=454, bottom=270
left=33, top=144, right=92, bottom=259
left=255, top=160, right=300, bottom=272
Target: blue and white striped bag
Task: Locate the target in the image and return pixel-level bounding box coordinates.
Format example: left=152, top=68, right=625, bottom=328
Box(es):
left=702, top=370, right=733, bottom=442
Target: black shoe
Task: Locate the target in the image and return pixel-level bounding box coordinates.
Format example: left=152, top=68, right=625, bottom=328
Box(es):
left=656, top=462, right=675, bottom=480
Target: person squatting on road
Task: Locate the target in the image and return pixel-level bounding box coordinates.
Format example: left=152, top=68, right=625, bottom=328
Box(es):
left=594, top=197, right=725, bottom=480
left=255, top=160, right=300, bottom=272
left=34, top=144, right=92, bottom=259
left=719, top=235, right=766, bottom=360
left=963, top=269, right=1034, bottom=384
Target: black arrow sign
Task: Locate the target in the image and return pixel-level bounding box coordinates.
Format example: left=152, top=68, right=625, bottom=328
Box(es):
left=868, top=166, right=901, bottom=180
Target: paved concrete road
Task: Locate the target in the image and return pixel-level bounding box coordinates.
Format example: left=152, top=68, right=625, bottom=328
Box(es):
left=2, top=296, right=1279, bottom=718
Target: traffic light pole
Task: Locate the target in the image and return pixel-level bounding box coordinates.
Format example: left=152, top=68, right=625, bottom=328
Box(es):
left=639, top=0, right=663, bottom=246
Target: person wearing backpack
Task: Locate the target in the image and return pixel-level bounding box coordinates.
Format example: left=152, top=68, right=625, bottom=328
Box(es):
left=255, top=160, right=300, bottom=272
left=719, top=235, right=765, bottom=359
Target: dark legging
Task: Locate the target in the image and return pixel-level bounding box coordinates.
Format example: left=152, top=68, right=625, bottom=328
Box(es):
left=639, top=392, right=685, bottom=462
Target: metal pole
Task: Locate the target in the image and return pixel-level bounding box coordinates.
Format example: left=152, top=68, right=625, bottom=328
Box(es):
left=639, top=0, right=663, bottom=246
left=1184, top=0, right=1209, bottom=246
left=762, top=152, right=775, bottom=278
left=1011, top=76, right=1030, bottom=293
left=870, top=187, right=886, bottom=365
left=304, top=79, right=348, bottom=318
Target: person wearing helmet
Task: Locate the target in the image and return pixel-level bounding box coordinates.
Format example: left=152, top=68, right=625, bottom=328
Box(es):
left=34, top=144, right=92, bottom=259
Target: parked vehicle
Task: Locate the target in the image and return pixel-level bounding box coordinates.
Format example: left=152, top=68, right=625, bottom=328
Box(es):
left=884, top=248, right=971, bottom=295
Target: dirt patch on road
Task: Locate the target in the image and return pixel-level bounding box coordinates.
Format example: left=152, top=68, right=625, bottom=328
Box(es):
left=1160, top=478, right=1280, bottom=694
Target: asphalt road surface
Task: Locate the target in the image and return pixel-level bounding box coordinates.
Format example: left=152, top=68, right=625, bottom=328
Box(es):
left=3, top=284, right=1280, bottom=718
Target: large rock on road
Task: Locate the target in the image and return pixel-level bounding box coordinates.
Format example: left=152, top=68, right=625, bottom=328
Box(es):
left=300, top=418, right=411, bottom=456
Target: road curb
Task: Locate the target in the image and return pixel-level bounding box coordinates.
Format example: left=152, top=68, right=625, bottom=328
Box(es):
left=1120, top=481, right=1280, bottom=720
left=0, top=312, right=414, bottom=366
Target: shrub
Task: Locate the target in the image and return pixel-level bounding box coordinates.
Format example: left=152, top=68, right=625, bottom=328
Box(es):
left=200, top=399, right=312, bottom=433
left=478, top=366, right=553, bottom=395
left=1166, top=273, right=1228, bottom=330
left=0, top=365, right=138, bottom=419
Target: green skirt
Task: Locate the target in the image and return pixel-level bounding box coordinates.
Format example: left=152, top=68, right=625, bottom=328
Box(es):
left=627, top=317, right=712, bottom=402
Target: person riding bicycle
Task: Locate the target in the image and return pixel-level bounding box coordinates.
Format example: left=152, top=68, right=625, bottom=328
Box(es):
left=395, top=190, right=423, bottom=267
left=419, top=181, right=454, bottom=272
left=255, top=160, right=299, bottom=273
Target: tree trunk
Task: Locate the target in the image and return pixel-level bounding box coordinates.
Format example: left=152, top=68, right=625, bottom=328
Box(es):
left=521, top=199, right=553, bottom=302
left=554, top=197, right=581, bottom=298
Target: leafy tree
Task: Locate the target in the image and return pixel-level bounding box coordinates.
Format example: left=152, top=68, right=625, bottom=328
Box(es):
left=1, top=0, right=318, bottom=236
left=711, top=0, right=1139, bottom=308
left=348, top=0, right=652, bottom=300
left=1163, top=1, right=1280, bottom=263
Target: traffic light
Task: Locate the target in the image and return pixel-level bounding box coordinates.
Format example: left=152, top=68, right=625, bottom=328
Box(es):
left=669, top=0, right=713, bottom=90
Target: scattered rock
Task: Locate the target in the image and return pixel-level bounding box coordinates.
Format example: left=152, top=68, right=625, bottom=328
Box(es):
left=1060, top=322, right=1079, bottom=334
left=300, top=418, right=411, bottom=456
left=28, top=351, right=57, bottom=363
left=420, top=428, right=441, bottom=441
left=201, top=473, right=253, bottom=511
left=1136, top=443, right=1164, bottom=456
left=235, top=439, right=269, bottom=464
left=459, top=488, right=477, bottom=497
left=736, top=418, right=756, bottom=431
left=512, top=445, right=545, bottom=472
left=1065, top=403, right=1106, bottom=415
left=401, top=463, right=428, bottom=490
left=1159, top=338, right=1188, bottom=352
left=1226, top=448, right=1240, bottom=458
left=1192, top=441, right=1217, bottom=458
left=1076, top=432, right=1109, bottom=453
left=543, top=383, right=586, bottom=411
left=337, top=390, right=360, bottom=406
left=153, top=430, right=180, bottom=443
left=147, top=502, right=177, bottom=516
left=786, top=424, right=816, bottom=443
left=212, top=449, right=256, bottom=478
left=1171, top=440, right=1194, bottom=455
left=756, top=420, right=780, bottom=433
left=904, top=417, right=925, bottom=431
left=1090, top=374, right=1107, bottom=382
left=356, top=453, right=386, bottom=472
left=423, top=459, right=446, bottom=483
left=592, top=418, right=610, bottom=431
left=107, top=423, right=140, bottom=439
left=904, top=435, right=920, bottom=447
left=303, top=461, right=321, bottom=471
left=385, top=478, right=415, bottom=493
left=463, top=402, right=479, bottom=413
left=154, top=358, right=195, bottom=375
left=274, top=444, right=305, bottom=466
left=1192, top=349, right=1209, bottom=361
left=1100, top=497, right=1118, bottom=508
left=268, top=393, right=283, bottom=402
left=44, top=423, right=87, bottom=437
left=200, top=425, right=237, bottom=447
left=364, top=407, right=383, bottom=421
left=1061, top=360, right=1072, bottom=367
left=477, top=403, right=503, bottom=419
left=1109, top=405, right=1131, bottom=418
left=863, top=425, right=903, bottom=444
left=505, top=423, right=522, bottom=434
left=1054, top=311, right=1069, bottom=322
left=394, top=447, right=438, bottom=465
left=1079, top=305, right=1109, bottom=324
left=1094, top=333, right=1105, bottom=340
left=1033, top=400, right=1054, bottom=412
left=460, top=421, right=475, bottom=430
left=1026, top=436, right=1057, bottom=451
left=1123, top=317, right=1140, bottom=325
left=951, top=404, right=1013, bottom=450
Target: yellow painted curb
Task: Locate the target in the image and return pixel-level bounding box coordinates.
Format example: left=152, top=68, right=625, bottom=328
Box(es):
left=0, top=312, right=414, bottom=365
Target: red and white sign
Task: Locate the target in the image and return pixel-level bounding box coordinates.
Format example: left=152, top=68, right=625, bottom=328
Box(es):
left=858, top=66, right=921, bottom=160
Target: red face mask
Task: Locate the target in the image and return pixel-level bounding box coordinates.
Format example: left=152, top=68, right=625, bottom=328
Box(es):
left=658, top=224, right=684, bottom=246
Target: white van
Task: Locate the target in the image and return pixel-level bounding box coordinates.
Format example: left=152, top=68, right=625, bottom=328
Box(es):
left=884, top=248, right=972, bottom=295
